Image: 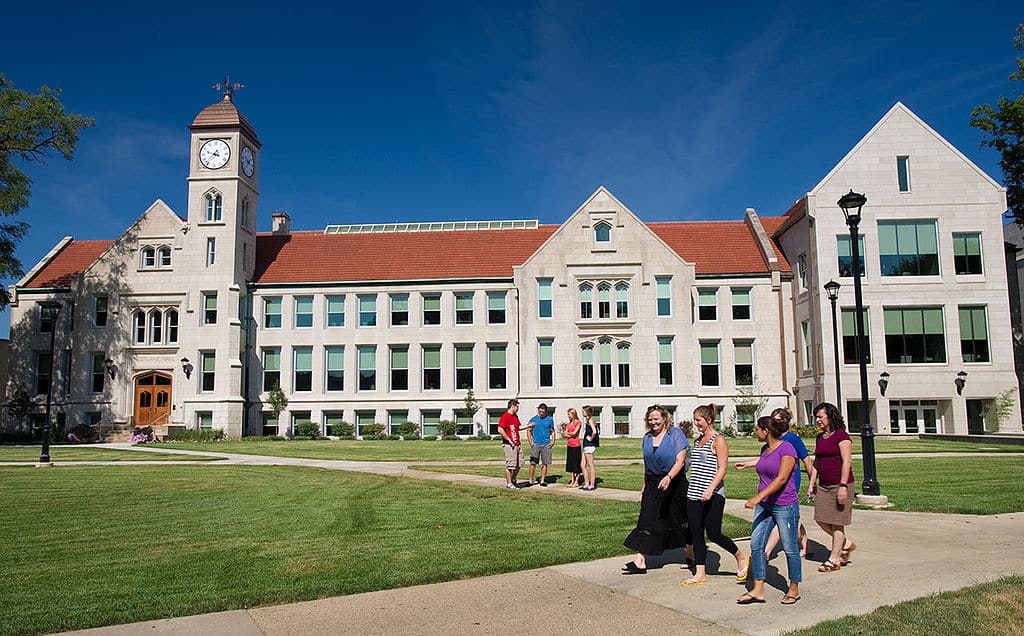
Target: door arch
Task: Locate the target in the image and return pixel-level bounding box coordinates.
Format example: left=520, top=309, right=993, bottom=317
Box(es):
left=134, top=372, right=172, bottom=426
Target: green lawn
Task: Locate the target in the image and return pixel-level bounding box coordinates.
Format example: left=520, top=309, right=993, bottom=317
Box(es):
left=413, top=456, right=1024, bottom=515
left=786, top=575, right=1024, bottom=636
left=1, top=464, right=727, bottom=636
left=0, top=446, right=224, bottom=462
left=155, top=435, right=1021, bottom=462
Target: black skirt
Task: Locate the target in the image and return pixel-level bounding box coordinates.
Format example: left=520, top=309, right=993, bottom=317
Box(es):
left=565, top=445, right=583, bottom=473
left=623, top=472, right=689, bottom=555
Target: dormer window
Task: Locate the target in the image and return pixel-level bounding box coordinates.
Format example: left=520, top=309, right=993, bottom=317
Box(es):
left=142, top=247, right=156, bottom=268
left=141, top=245, right=172, bottom=269
left=205, top=192, right=223, bottom=222
left=594, top=221, right=611, bottom=243
left=159, top=246, right=172, bottom=267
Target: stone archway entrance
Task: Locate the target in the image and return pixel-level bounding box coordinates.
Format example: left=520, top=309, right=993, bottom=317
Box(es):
left=134, top=372, right=172, bottom=426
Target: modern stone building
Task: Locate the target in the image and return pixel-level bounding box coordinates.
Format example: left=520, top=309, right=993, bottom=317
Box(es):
left=6, top=95, right=1021, bottom=438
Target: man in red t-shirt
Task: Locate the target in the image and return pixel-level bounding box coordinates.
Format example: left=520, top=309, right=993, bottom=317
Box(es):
left=498, top=399, right=524, bottom=489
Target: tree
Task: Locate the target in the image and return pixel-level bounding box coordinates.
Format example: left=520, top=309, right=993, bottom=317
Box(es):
left=970, top=25, right=1024, bottom=225
left=266, top=382, right=288, bottom=423
left=0, top=73, right=93, bottom=305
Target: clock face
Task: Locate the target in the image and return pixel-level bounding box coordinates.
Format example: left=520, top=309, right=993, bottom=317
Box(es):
left=240, top=145, right=255, bottom=177
left=199, top=139, right=230, bottom=170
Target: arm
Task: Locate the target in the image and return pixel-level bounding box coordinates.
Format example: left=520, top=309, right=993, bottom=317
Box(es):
left=659, top=447, right=688, bottom=491
left=702, top=435, right=729, bottom=500
left=734, top=459, right=757, bottom=470
left=585, top=419, right=595, bottom=442
left=806, top=459, right=818, bottom=498
left=837, top=439, right=853, bottom=505
left=745, top=455, right=796, bottom=509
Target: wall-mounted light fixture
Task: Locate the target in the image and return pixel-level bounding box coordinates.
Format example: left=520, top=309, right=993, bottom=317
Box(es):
left=181, top=357, right=194, bottom=379
left=955, top=370, right=968, bottom=395
left=878, top=371, right=890, bottom=396
left=104, top=358, right=116, bottom=379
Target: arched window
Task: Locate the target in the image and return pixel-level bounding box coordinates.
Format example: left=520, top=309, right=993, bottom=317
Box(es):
left=240, top=199, right=249, bottom=228
left=205, top=192, right=223, bottom=222
left=165, top=309, right=179, bottom=344
left=617, top=342, right=631, bottom=387
left=158, top=246, right=172, bottom=268
left=579, top=283, right=593, bottom=319
left=141, top=247, right=156, bottom=268
left=133, top=310, right=146, bottom=344
left=594, top=221, right=611, bottom=243
left=598, top=339, right=613, bottom=387
left=149, top=309, right=163, bottom=344
left=597, top=283, right=612, bottom=319
left=580, top=343, right=594, bottom=388
left=616, top=282, right=629, bottom=318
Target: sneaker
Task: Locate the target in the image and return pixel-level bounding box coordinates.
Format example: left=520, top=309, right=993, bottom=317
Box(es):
left=538, top=481, right=547, bottom=487
left=506, top=483, right=518, bottom=490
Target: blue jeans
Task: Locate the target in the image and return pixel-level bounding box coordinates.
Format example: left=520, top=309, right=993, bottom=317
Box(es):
left=750, top=501, right=802, bottom=583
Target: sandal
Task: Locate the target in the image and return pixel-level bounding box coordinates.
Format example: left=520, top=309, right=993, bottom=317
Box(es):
left=736, top=593, right=766, bottom=604
left=817, top=560, right=841, bottom=573
left=681, top=577, right=707, bottom=586
left=781, top=594, right=801, bottom=605
left=622, top=561, right=647, bottom=575
left=736, top=556, right=751, bottom=582
left=841, top=541, right=856, bottom=561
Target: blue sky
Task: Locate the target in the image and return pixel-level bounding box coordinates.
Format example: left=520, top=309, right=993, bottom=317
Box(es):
left=1, top=1, right=1020, bottom=337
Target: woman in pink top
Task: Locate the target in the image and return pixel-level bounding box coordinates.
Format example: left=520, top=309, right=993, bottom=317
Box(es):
left=564, top=407, right=583, bottom=488
left=806, top=402, right=856, bottom=573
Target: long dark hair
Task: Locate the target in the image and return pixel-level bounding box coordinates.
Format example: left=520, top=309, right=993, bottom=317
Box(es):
left=812, top=402, right=845, bottom=431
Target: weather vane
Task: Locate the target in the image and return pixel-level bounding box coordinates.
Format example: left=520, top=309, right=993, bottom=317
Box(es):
left=213, top=74, right=244, bottom=99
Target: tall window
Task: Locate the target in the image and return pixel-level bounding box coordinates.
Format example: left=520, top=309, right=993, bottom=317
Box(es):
left=158, top=246, right=171, bottom=268
left=837, top=235, right=866, bottom=278
left=203, top=292, right=217, bottom=325
left=598, top=339, right=613, bottom=388
left=579, top=283, right=594, bottom=319
left=200, top=351, right=216, bottom=392
left=166, top=310, right=178, bottom=343
left=262, top=347, right=280, bottom=390
left=953, top=233, right=983, bottom=275
left=658, top=336, right=673, bottom=385
left=897, top=155, right=911, bottom=192
left=358, top=294, right=377, bottom=327
left=656, top=277, right=671, bottom=316
left=293, top=347, right=312, bottom=392
left=801, top=321, right=813, bottom=371
left=959, top=306, right=990, bottom=363
left=91, top=353, right=105, bottom=393
left=538, top=339, right=553, bottom=388
left=133, top=310, right=146, bottom=344
left=698, top=288, right=717, bottom=320
left=323, top=411, right=345, bottom=436
left=455, top=293, right=474, bottom=324
left=422, top=294, right=441, bottom=325
left=487, top=291, right=506, bottom=324
left=294, top=296, right=313, bottom=328
left=594, top=221, right=611, bottom=242
left=141, top=247, right=156, bottom=269
left=731, top=287, right=751, bottom=320
left=488, top=344, right=507, bottom=389
left=884, top=307, right=946, bottom=363
left=797, top=253, right=808, bottom=290
left=879, top=220, right=939, bottom=276
left=422, top=410, right=441, bottom=438
left=206, top=237, right=216, bottom=266
left=358, top=345, right=377, bottom=391
left=240, top=199, right=250, bottom=228
left=94, top=295, right=108, bottom=327
left=616, top=283, right=629, bottom=318
left=264, top=297, right=282, bottom=328
left=35, top=352, right=52, bottom=395
left=356, top=411, right=376, bottom=438
left=149, top=310, right=163, bottom=344
left=455, top=345, right=474, bottom=389
left=39, top=303, right=58, bottom=333
left=326, top=295, right=345, bottom=327
left=597, top=283, right=611, bottom=319
left=700, top=341, right=720, bottom=387
left=388, top=411, right=409, bottom=436
left=616, top=343, right=630, bottom=387
left=325, top=346, right=344, bottom=391
left=581, top=344, right=594, bottom=388
left=390, top=346, right=409, bottom=391
left=841, top=308, right=872, bottom=364
left=391, top=294, right=409, bottom=326
left=537, top=279, right=553, bottom=318
left=205, top=193, right=222, bottom=221
left=734, top=340, right=753, bottom=386
left=422, top=345, right=441, bottom=390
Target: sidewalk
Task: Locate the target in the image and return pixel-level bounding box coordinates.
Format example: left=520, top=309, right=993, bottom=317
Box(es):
left=52, top=446, right=1024, bottom=635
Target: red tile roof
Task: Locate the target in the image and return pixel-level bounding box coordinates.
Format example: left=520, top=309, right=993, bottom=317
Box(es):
left=649, top=221, right=790, bottom=275
left=22, top=240, right=112, bottom=288
left=769, top=197, right=808, bottom=237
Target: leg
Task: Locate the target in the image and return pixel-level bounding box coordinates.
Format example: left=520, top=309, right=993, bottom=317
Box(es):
left=799, top=523, right=808, bottom=556
left=764, top=525, right=781, bottom=559
left=685, top=498, right=709, bottom=582
left=704, top=495, right=746, bottom=572
left=748, top=503, right=774, bottom=584
left=773, top=503, right=802, bottom=589
left=829, top=525, right=847, bottom=565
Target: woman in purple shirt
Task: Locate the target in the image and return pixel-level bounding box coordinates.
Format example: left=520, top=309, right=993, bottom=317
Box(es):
left=737, top=416, right=802, bottom=605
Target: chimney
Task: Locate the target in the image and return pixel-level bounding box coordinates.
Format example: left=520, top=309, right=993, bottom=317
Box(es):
left=272, top=212, right=291, bottom=235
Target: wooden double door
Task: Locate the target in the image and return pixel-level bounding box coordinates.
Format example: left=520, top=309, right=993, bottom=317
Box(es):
left=134, top=372, right=172, bottom=426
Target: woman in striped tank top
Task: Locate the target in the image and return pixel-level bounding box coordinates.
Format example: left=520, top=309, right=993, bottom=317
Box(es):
left=681, top=404, right=748, bottom=586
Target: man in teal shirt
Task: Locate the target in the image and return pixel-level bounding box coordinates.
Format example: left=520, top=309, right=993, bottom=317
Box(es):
left=527, top=403, right=557, bottom=486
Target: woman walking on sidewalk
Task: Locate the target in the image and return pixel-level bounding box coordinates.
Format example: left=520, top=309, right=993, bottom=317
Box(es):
left=807, top=402, right=856, bottom=573
left=580, top=405, right=600, bottom=490
left=622, top=405, right=690, bottom=574
left=682, top=404, right=748, bottom=586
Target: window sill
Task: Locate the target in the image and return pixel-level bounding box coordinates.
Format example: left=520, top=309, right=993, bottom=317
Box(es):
left=197, top=221, right=226, bottom=227
left=129, top=345, right=179, bottom=352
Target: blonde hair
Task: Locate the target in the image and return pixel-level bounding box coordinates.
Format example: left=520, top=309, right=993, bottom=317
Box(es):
left=566, top=407, right=579, bottom=422
left=693, top=403, right=719, bottom=426
left=644, top=404, right=672, bottom=432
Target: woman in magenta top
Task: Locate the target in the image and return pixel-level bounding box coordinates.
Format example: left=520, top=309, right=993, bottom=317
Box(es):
left=807, top=402, right=856, bottom=573
left=737, top=416, right=802, bottom=605
left=564, top=407, right=583, bottom=488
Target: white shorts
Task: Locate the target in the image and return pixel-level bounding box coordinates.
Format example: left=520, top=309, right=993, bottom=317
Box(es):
left=583, top=446, right=597, bottom=454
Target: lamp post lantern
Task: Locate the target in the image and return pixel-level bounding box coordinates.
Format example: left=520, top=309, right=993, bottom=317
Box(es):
left=824, top=280, right=842, bottom=414
left=38, top=301, right=62, bottom=465
left=837, top=190, right=881, bottom=498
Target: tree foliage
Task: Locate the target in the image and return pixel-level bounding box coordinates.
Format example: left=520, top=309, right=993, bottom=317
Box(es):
left=0, top=72, right=93, bottom=304
left=266, top=382, right=288, bottom=419
left=970, top=25, right=1024, bottom=225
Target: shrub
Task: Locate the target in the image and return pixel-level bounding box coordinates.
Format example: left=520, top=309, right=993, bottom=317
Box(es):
left=437, top=419, right=460, bottom=437
left=791, top=424, right=818, bottom=438
left=336, top=434, right=355, bottom=441
left=361, top=423, right=386, bottom=440
left=385, top=434, right=402, bottom=441
left=67, top=424, right=98, bottom=443
left=329, top=421, right=354, bottom=437
left=441, top=434, right=461, bottom=441
left=167, top=429, right=225, bottom=442
left=294, top=422, right=321, bottom=439
left=397, top=420, right=419, bottom=438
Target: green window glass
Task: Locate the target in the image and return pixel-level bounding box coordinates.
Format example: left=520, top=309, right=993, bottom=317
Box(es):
left=423, top=345, right=441, bottom=390
left=731, top=287, right=751, bottom=320
left=878, top=221, right=938, bottom=276
left=391, top=294, right=409, bottom=326
left=837, top=235, right=866, bottom=277
left=734, top=340, right=753, bottom=386
left=455, top=293, right=474, bottom=324
left=658, top=336, right=673, bottom=385
left=700, top=341, right=719, bottom=387
left=952, top=233, right=982, bottom=275
left=959, top=306, right=989, bottom=363
left=359, top=295, right=376, bottom=327
left=326, top=295, right=345, bottom=327
left=884, top=307, right=946, bottom=363
left=488, top=344, right=507, bottom=389
left=421, top=411, right=441, bottom=438
left=295, top=296, right=313, bottom=328
left=423, top=294, right=441, bottom=325
left=539, top=338, right=553, bottom=387
left=455, top=345, right=474, bottom=389
left=487, top=291, right=506, bottom=324
left=358, top=345, right=377, bottom=390
left=538, top=279, right=553, bottom=318
left=698, top=288, right=717, bottom=320
left=656, top=277, right=671, bottom=316
left=264, top=297, right=282, bottom=328
left=390, top=346, right=408, bottom=391
left=840, top=308, right=871, bottom=364
left=325, top=346, right=344, bottom=391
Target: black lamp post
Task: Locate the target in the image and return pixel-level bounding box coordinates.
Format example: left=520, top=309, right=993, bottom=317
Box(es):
left=838, top=190, right=880, bottom=496
left=38, top=301, right=62, bottom=465
left=824, top=280, right=842, bottom=414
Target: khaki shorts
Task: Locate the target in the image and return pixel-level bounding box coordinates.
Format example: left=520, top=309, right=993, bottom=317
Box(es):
left=530, top=442, right=553, bottom=465
left=502, top=444, right=524, bottom=470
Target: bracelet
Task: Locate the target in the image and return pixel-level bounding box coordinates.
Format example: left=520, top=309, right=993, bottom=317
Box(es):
left=838, top=484, right=848, bottom=489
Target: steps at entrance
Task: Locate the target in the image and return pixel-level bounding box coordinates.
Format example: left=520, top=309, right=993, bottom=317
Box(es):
left=97, top=423, right=132, bottom=443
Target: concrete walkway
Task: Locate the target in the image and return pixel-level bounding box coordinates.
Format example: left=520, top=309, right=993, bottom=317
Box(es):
left=39, top=445, right=1024, bottom=635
